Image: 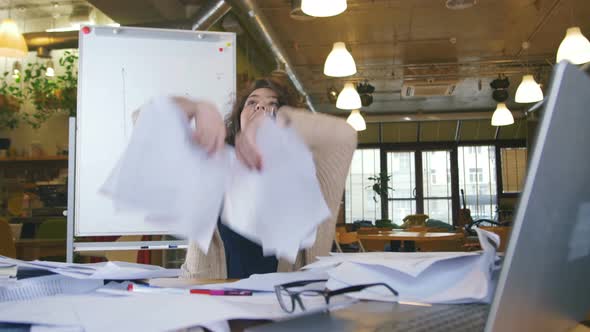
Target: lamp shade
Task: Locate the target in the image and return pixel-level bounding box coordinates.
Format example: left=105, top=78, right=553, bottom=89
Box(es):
left=301, top=0, right=347, bottom=17
left=0, top=19, right=28, bottom=58
left=336, top=82, right=361, bottom=110
left=491, top=103, right=514, bottom=126
left=515, top=74, right=543, bottom=103
left=556, top=27, right=590, bottom=65
left=346, top=109, right=366, bottom=131
left=324, top=42, right=356, bottom=77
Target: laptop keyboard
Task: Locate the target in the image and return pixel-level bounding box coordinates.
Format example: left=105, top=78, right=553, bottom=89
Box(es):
left=377, top=304, right=490, bottom=332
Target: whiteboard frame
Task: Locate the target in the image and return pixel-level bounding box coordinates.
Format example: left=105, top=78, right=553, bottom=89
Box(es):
left=67, top=26, right=236, bottom=261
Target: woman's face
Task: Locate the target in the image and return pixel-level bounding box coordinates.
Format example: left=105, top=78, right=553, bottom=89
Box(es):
left=240, top=88, right=279, bottom=129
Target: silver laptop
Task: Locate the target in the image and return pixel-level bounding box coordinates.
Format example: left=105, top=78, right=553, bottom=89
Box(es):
left=485, top=61, right=590, bottom=331
left=248, top=61, right=590, bottom=332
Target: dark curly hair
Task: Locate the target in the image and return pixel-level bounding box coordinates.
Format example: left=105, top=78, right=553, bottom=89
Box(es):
left=225, top=77, right=300, bottom=145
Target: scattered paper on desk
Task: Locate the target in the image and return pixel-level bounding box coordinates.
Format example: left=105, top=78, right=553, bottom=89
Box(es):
left=193, top=269, right=330, bottom=292
left=0, top=274, right=103, bottom=303
left=101, top=97, right=330, bottom=261
left=100, top=96, right=229, bottom=252
left=0, top=256, right=180, bottom=280
left=0, top=290, right=354, bottom=332
left=309, top=229, right=500, bottom=304
left=222, top=118, right=330, bottom=262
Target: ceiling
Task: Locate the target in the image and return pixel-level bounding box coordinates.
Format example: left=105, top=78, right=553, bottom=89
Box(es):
left=6, top=0, right=589, bottom=117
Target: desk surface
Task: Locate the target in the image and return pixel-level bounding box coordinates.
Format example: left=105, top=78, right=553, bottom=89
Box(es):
left=150, top=278, right=589, bottom=332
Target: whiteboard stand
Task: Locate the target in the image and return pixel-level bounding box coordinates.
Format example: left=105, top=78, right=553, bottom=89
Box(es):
left=66, top=26, right=235, bottom=263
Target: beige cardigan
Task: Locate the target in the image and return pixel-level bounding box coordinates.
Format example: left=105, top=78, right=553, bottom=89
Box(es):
left=180, top=109, right=357, bottom=279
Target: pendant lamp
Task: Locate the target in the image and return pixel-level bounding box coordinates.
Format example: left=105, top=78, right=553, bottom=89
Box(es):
left=346, top=109, right=366, bottom=131
left=0, top=19, right=28, bottom=58
left=491, top=103, right=514, bottom=126
left=336, top=82, right=361, bottom=110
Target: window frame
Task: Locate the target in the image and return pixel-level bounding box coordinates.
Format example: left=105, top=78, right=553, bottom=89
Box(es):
left=347, top=139, right=526, bottom=226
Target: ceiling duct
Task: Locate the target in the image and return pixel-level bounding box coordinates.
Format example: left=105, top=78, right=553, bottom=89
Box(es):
left=401, top=79, right=457, bottom=97
left=229, top=0, right=316, bottom=112
left=192, top=0, right=232, bottom=31
left=445, top=0, right=477, bottom=10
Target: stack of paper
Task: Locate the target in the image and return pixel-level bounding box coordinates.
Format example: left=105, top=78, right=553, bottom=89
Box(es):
left=305, top=229, right=500, bottom=304
left=102, top=97, right=330, bottom=262
left=0, top=274, right=103, bottom=303
left=0, top=256, right=180, bottom=280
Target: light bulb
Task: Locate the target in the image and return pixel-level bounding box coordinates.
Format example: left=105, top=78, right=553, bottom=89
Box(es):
left=491, top=103, right=514, bottom=126
left=336, top=82, right=361, bottom=110
left=45, top=67, right=55, bottom=77
left=346, top=110, right=366, bottom=131
left=301, top=0, right=347, bottom=17
left=515, top=75, right=543, bottom=103
left=556, top=27, right=590, bottom=65
left=324, top=42, right=356, bottom=77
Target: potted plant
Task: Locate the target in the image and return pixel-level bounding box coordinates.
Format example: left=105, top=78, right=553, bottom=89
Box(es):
left=367, top=171, right=393, bottom=202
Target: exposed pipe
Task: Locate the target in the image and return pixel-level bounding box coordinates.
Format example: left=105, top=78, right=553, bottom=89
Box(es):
left=349, top=110, right=526, bottom=123
left=229, top=0, right=316, bottom=112
left=191, top=0, right=232, bottom=31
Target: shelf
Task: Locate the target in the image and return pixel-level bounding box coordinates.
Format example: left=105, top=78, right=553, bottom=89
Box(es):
left=0, top=156, right=68, bottom=162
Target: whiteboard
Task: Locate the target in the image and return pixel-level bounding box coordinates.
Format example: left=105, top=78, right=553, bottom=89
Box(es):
left=75, top=26, right=236, bottom=236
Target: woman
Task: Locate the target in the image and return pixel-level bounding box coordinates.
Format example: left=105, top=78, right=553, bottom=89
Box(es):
left=177, top=77, right=357, bottom=279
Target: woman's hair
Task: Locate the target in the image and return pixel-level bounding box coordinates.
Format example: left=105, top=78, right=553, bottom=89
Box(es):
left=225, top=76, right=300, bottom=145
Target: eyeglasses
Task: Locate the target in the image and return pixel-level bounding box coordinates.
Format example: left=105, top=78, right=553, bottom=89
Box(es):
left=274, top=279, right=398, bottom=313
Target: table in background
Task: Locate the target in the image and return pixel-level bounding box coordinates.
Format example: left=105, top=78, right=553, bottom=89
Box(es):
left=359, top=231, right=463, bottom=252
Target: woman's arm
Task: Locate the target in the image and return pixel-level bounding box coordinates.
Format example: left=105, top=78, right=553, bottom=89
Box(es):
left=278, top=108, right=357, bottom=266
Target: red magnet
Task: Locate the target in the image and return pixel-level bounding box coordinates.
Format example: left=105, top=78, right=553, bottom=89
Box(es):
left=81, top=26, right=91, bottom=34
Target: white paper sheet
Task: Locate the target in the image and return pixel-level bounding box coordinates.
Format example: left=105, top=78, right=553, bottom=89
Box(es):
left=302, top=251, right=482, bottom=277
left=102, top=97, right=330, bottom=262
left=319, top=229, right=500, bottom=304
left=191, top=269, right=331, bottom=292
left=0, top=256, right=180, bottom=280
left=222, top=118, right=331, bottom=262
left=0, top=274, right=103, bottom=302
left=0, top=290, right=354, bottom=332
left=100, top=96, right=229, bottom=252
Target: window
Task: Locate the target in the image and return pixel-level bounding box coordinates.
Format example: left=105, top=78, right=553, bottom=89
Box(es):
left=422, top=150, right=452, bottom=224
left=468, top=146, right=482, bottom=154
left=459, top=146, right=497, bottom=220
left=468, top=168, right=483, bottom=183
left=345, top=149, right=381, bottom=223
left=501, top=147, right=528, bottom=193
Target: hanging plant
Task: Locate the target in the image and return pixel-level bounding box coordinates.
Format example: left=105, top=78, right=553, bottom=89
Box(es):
left=0, top=51, right=78, bottom=130
left=0, top=72, right=25, bottom=129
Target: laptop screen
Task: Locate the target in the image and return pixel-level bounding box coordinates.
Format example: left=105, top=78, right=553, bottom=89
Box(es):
left=486, top=62, right=590, bottom=331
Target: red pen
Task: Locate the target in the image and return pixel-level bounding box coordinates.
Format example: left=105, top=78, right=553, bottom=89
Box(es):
left=190, top=289, right=253, bottom=296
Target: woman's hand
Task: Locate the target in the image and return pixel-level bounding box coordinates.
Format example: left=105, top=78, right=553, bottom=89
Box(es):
left=235, top=108, right=267, bottom=171
left=172, top=97, right=226, bottom=156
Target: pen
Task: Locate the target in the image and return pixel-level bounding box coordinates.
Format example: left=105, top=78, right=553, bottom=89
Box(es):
left=190, top=289, right=253, bottom=296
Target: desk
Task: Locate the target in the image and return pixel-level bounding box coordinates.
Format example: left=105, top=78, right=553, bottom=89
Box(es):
left=359, top=231, right=463, bottom=252
left=152, top=278, right=590, bottom=332
left=14, top=239, right=66, bottom=260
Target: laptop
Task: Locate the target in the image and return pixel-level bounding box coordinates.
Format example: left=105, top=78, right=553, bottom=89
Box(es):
left=248, top=61, right=590, bottom=332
